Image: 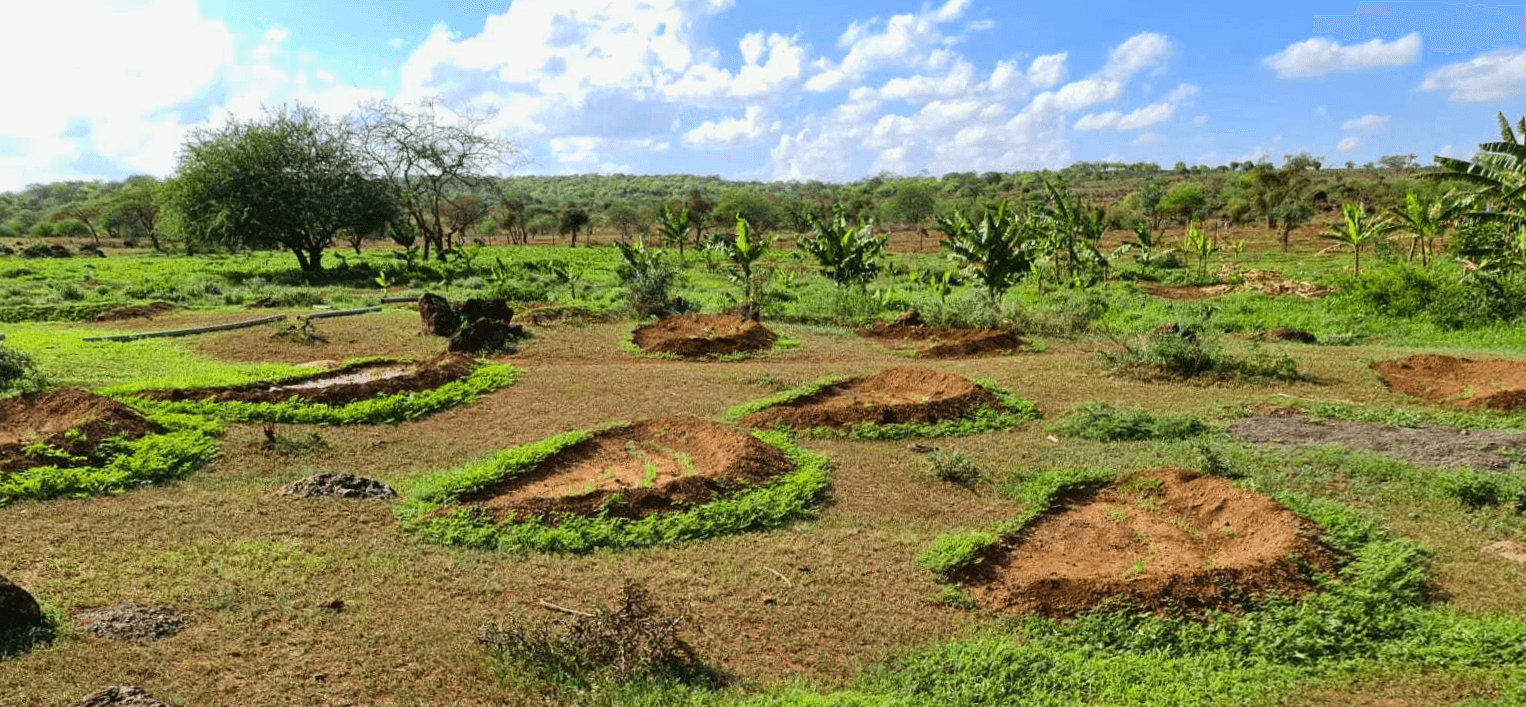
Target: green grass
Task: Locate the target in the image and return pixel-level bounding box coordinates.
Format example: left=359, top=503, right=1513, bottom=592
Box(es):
left=115, top=362, right=522, bottom=425
left=395, top=428, right=831, bottom=553
left=3, top=323, right=317, bottom=390
left=1049, top=402, right=1212, bottom=442
left=0, top=413, right=222, bottom=505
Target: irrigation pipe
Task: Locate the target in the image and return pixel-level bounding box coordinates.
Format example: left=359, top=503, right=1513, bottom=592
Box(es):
left=84, top=314, right=287, bottom=343
left=379, top=295, right=419, bottom=304
left=302, top=306, right=382, bottom=321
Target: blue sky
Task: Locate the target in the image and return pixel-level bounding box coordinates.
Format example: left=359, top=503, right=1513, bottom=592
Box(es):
left=1, top=0, right=1522, bottom=191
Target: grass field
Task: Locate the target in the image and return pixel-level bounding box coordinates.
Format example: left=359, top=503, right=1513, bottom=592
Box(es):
left=2, top=227, right=1526, bottom=706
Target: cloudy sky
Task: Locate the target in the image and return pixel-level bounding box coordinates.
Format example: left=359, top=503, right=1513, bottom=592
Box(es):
left=0, top=0, right=1520, bottom=191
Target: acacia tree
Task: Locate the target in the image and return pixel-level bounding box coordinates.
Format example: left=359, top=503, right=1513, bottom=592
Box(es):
left=355, top=98, right=518, bottom=261
left=162, top=104, right=399, bottom=272
left=107, top=176, right=163, bottom=250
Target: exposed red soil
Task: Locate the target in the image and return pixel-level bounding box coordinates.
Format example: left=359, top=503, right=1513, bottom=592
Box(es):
left=131, top=355, right=475, bottom=406
left=1143, top=283, right=1236, bottom=300
left=632, top=314, right=777, bottom=358
left=93, top=302, right=176, bottom=322
left=967, top=468, right=1334, bottom=616
left=858, top=321, right=1023, bottom=358
left=0, top=389, right=163, bottom=475
left=740, top=367, right=1002, bottom=430
left=455, top=417, right=794, bottom=522
left=1372, top=354, right=1526, bottom=411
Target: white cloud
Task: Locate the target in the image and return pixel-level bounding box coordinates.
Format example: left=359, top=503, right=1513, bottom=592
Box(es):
left=1073, top=111, right=1121, bottom=131
left=1071, top=83, right=1195, bottom=132
left=1097, top=32, right=1171, bottom=81
left=1263, top=33, right=1421, bottom=79
left=1025, top=53, right=1067, bottom=88
left=1117, top=102, right=1175, bottom=130
left=804, top=0, right=974, bottom=92
left=684, top=106, right=779, bottom=148
left=388, top=38, right=405, bottom=49
left=1341, top=114, right=1388, bottom=130
left=1193, top=115, right=1209, bottom=127
left=1338, top=136, right=1360, bottom=153
left=1437, top=144, right=1454, bottom=158
left=1132, top=132, right=1162, bottom=146
left=1419, top=49, right=1526, bottom=101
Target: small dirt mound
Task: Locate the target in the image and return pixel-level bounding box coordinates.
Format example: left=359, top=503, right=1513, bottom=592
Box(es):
left=968, top=469, right=1333, bottom=616
left=1230, top=415, right=1526, bottom=470
left=1, top=573, right=45, bottom=634
left=455, top=417, right=794, bottom=522
left=0, top=389, right=163, bottom=476
left=132, top=355, right=474, bottom=407
left=1372, top=355, right=1526, bottom=411
left=741, top=367, right=1002, bottom=431
left=1255, top=327, right=1318, bottom=344
left=281, top=472, right=397, bottom=500
left=94, top=302, right=176, bottom=322
left=632, top=314, right=778, bottom=358
left=73, top=686, right=175, bottom=707
left=859, top=321, right=1022, bottom=358
left=77, top=604, right=188, bottom=642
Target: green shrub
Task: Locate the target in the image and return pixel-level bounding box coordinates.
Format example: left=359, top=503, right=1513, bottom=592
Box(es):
left=1435, top=468, right=1526, bottom=511
left=1049, top=402, right=1209, bottom=442
left=0, top=417, right=221, bottom=504
left=0, top=344, right=48, bottom=395
left=924, top=451, right=985, bottom=486
left=1097, top=325, right=1302, bottom=382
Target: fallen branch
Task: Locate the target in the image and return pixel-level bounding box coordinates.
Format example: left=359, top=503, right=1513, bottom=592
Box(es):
left=761, top=566, right=793, bottom=587
left=84, top=314, right=287, bottom=343
left=536, top=599, right=594, bottom=618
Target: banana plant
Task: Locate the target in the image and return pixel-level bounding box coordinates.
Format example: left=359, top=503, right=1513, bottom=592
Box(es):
left=937, top=200, right=1032, bottom=306
left=711, top=214, right=772, bottom=309
left=1386, top=190, right=1459, bottom=266
left=796, top=208, right=887, bottom=289
left=1180, top=222, right=1218, bottom=280
left=656, top=203, right=692, bottom=262
left=1321, top=202, right=1391, bottom=276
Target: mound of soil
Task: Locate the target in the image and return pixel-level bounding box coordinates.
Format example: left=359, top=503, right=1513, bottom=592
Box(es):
left=132, top=355, right=474, bottom=407
left=1372, top=355, right=1526, bottom=411
left=968, top=468, right=1333, bottom=616
left=77, top=604, right=188, bottom=642
left=1230, top=415, right=1526, bottom=470
left=632, top=314, right=777, bottom=358
left=73, top=686, right=175, bottom=707
left=281, top=473, right=397, bottom=500
left=455, top=417, right=794, bottom=522
left=0, top=389, right=163, bottom=476
left=859, top=320, right=1023, bottom=358
left=95, top=302, right=176, bottom=322
left=0, top=573, right=45, bottom=634
left=740, top=367, right=1002, bottom=431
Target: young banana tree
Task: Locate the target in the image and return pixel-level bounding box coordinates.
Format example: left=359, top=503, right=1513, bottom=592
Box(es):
left=711, top=214, right=772, bottom=310
left=1386, top=190, right=1459, bottom=266
left=1179, top=222, right=1218, bottom=280
left=937, top=201, right=1032, bottom=306
left=656, top=203, right=692, bottom=262
left=1322, top=202, right=1391, bottom=276
left=796, top=208, right=887, bottom=289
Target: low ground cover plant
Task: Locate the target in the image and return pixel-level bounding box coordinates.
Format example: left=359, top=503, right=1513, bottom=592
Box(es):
left=1050, top=402, right=1210, bottom=442
left=0, top=412, right=221, bottom=504
left=1098, top=323, right=1302, bottom=382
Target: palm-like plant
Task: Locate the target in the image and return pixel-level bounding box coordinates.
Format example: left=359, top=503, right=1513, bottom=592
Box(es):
left=937, top=201, right=1032, bottom=305
left=1321, top=203, right=1390, bottom=276
left=711, top=215, right=772, bottom=310
left=1386, top=190, right=1460, bottom=266
left=1179, top=222, right=1218, bottom=280
left=1430, top=113, right=1526, bottom=227
left=656, top=203, right=692, bottom=261
left=795, top=209, right=887, bottom=289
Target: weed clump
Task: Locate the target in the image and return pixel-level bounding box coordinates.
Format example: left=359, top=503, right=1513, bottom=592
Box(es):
left=925, top=451, right=985, bottom=486
left=1050, top=402, right=1209, bottom=442
left=477, top=582, right=720, bottom=696
left=0, top=344, right=48, bottom=396
left=1097, top=323, right=1302, bottom=382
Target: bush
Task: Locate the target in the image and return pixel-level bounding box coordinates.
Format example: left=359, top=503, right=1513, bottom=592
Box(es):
left=615, top=240, right=686, bottom=318
left=0, top=344, right=47, bottom=395
left=1050, top=402, right=1209, bottom=442
left=925, top=451, right=985, bottom=486
left=1336, top=263, right=1526, bottom=330
left=1097, top=324, right=1302, bottom=382
left=477, top=581, right=720, bottom=696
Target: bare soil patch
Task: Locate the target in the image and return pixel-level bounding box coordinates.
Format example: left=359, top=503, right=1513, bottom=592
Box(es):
left=1143, top=283, right=1236, bottom=300
left=740, top=367, right=1001, bottom=430
left=94, top=302, right=176, bottom=322
left=858, top=321, right=1022, bottom=358
left=456, top=417, right=794, bottom=522
left=280, top=473, right=396, bottom=500
left=632, top=314, right=777, bottom=358
left=1230, top=415, right=1526, bottom=470
left=132, top=355, right=474, bottom=407
left=77, top=604, right=188, bottom=642
left=0, top=389, right=163, bottom=476
left=1373, top=355, right=1526, bottom=411
left=968, top=468, right=1333, bottom=616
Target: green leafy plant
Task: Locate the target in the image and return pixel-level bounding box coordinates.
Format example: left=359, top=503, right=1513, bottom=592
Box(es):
left=655, top=204, right=692, bottom=262
left=937, top=201, right=1032, bottom=305
left=924, top=451, right=985, bottom=486
left=1049, top=402, right=1210, bottom=442
left=709, top=215, right=772, bottom=311
left=1322, top=203, right=1391, bottom=276
left=0, top=415, right=222, bottom=504
left=796, top=208, right=887, bottom=290
left=1179, top=222, right=1218, bottom=280
left=0, top=343, right=49, bottom=395
left=614, top=238, right=684, bottom=319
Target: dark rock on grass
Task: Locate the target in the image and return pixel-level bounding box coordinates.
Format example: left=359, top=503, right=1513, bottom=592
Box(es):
left=0, top=574, right=44, bottom=635
left=457, top=298, right=515, bottom=325
left=1229, top=415, right=1526, bottom=471
left=1256, top=327, right=1318, bottom=344
left=447, top=318, right=526, bottom=355
left=73, top=686, right=176, bottom=707
left=78, top=604, right=188, bottom=642
left=418, top=292, right=460, bottom=336
left=281, top=472, right=397, bottom=500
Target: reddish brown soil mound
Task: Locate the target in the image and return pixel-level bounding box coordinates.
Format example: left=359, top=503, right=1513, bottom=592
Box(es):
left=632, top=314, right=777, bottom=358
left=859, top=321, right=1022, bottom=358
left=1372, top=355, right=1526, bottom=411
left=133, top=355, right=474, bottom=406
left=968, top=469, right=1333, bottom=616
left=740, top=367, right=1002, bottom=430
left=0, top=389, right=163, bottom=475
left=457, top=417, right=794, bottom=522
left=94, top=302, right=176, bottom=322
